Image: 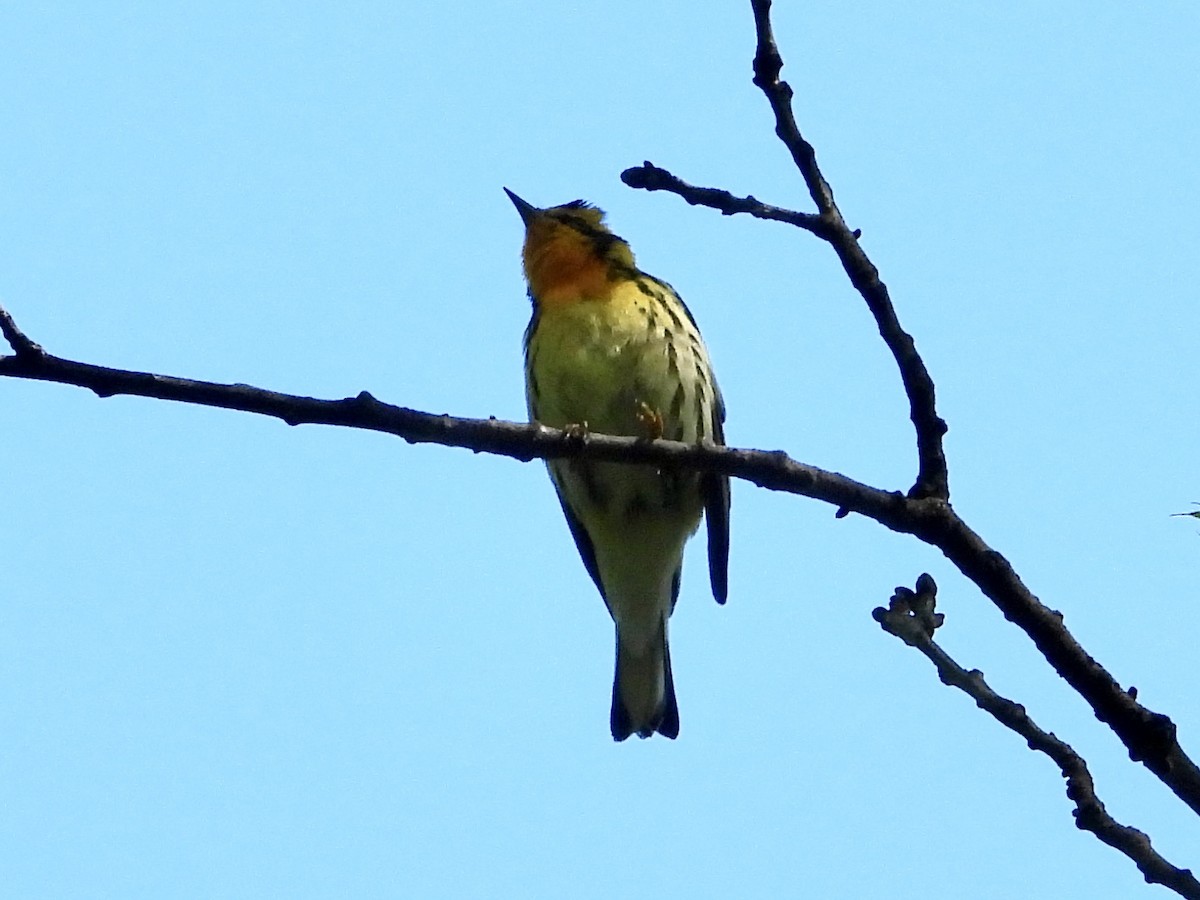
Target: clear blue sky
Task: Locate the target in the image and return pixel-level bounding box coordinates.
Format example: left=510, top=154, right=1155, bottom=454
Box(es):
left=3, top=3, right=1199, bottom=898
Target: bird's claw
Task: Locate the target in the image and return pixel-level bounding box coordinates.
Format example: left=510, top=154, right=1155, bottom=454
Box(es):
left=635, top=401, right=665, bottom=440
left=563, top=421, right=590, bottom=443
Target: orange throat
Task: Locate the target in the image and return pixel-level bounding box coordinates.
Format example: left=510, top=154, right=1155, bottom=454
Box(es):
left=524, top=230, right=611, bottom=308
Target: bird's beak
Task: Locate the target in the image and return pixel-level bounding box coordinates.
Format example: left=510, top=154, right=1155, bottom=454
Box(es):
left=504, top=188, right=538, bottom=225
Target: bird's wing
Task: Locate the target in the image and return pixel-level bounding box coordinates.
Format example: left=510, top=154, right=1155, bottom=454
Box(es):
left=663, top=283, right=730, bottom=604
left=704, top=384, right=731, bottom=605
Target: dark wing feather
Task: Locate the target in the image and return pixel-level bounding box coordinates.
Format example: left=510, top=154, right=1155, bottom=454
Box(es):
left=648, top=278, right=730, bottom=603
left=703, top=384, right=731, bottom=605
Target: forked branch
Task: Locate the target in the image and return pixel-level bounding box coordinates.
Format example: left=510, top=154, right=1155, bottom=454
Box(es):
left=1, top=1, right=1196, bottom=892
left=877, top=576, right=1200, bottom=899
left=625, top=0, right=1199, bottom=889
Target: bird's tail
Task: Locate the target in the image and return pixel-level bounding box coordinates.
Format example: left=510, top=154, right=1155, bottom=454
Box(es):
left=610, top=618, right=679, bottom=741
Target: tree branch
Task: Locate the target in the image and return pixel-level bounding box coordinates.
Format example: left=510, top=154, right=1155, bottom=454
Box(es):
left=621, top=159, right=948, bottom=503
left=0, top=303, right=902, bottom=514
left=0, top=304, right=45, bottom=359
left=4, top=303, right=1200, bottom=818
left=892, top=505, right=1200, bottom=820
left=750, top=0, right=948, bottom=501
left=6, top=302, right=1200, bottom=822
left=622, top=0, right=1200, bottom=831
left=3, top=5, right=1196, bottom=881
left=621, top=162, right=830, bottom=237
left=876, top=576, right=1200, bottom=899
left=623, top=0, right=949, bottom=502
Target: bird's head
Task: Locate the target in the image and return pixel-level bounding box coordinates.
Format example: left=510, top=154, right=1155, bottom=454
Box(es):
left=504, top=188, right=635, bottom=307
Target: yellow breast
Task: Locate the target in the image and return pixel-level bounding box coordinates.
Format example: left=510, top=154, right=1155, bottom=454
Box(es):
left=526, top=279, right=659, bottom=427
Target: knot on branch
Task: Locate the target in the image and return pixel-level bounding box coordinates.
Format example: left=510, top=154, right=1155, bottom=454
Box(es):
left=873, top=573, right=943, bottom=647
left=1127, top=712, right=1179, bottom=766
left=750, top=0, right=783, bottom=88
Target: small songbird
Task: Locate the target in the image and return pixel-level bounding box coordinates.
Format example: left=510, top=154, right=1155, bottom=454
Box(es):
left=506, top=189, right=730, bottom=741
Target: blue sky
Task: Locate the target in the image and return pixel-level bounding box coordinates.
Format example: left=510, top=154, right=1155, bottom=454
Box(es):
left=3, top=3, right=1199, bottom=897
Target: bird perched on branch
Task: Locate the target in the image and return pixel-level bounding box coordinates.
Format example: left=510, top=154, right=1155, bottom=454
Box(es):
left=506, top=188, right=730, bottom=741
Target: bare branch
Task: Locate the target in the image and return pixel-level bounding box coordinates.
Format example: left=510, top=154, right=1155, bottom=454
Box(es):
left=623, top=0, right=949, bottom=501
left=620, top=162, right=830, bottom=237
left=0, top=304, right=44, bottom=359
left=3, top=2, right=1193, bottom=889
left=916, top=503, right=1200, bottom=818
left=749, top=0, right=947, bottom=500
left=622, top=161, right=949, bottom=503
left=0, top=303, right=901, bottom=515
left=876, top=576, right=1200, bottom=899
left=4, top=302, right=1200, bottom=818
left=748, top=0, right=837, bottom=218
left=619, top=0, right=1200, bottom=820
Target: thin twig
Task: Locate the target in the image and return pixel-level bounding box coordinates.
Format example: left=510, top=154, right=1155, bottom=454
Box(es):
left=0, top=305, right=44, bottom=358
left=620, top=162, right=829, bottom=237
left=753, top=0, right=947, bottom=500
left=618, top=0, right=1200, bottom=825
left=624, top=0, right=950, bottom=501
left=876, top=576, right=1200, bottom=900
left=913, top=506, right=1200, bottom=819
left=749, top=0, right=950, bottom=501
left=749, top=0, right=837, bottom=218
left=623, top=154, right=949, bottom=503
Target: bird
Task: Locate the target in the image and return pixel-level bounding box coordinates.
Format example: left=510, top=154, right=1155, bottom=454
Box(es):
left=505, top=188, right=730, bottom=741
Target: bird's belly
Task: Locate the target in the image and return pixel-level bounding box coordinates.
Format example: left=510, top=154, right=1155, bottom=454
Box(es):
left=528, top=303, right=704, bottom=443
left=534, top=318, right=704, bottom=519
left=528, top=296, right=709, bottom=633
left=552, top=457, right=700, bottom=639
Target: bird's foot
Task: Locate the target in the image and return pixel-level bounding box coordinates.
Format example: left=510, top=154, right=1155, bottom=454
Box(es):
left=562, top=421, right=590, bottom=443
left=635, top=401, right=664, bottom=440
